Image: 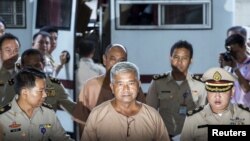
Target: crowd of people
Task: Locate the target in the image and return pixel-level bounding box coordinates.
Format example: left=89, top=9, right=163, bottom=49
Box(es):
left=1, top=16, right=250, bottom=141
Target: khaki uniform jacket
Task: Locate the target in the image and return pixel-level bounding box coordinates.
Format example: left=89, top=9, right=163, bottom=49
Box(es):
left=0, top=67, right=11, bottom=101
left=82, top=100, right=170, bottom=141
left=0, top=98, right=74, bottom=141
left=180, top=103, right=250, bottom=141
left=146, top=72, right=207, bottom=136
left=0, top=77, right=76, bottom=115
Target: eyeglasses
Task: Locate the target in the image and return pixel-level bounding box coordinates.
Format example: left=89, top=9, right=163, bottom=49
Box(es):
left=126, top=117, right=135, bottom=137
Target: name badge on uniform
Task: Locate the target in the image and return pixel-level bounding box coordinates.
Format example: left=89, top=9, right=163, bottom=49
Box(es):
left=179, top=104, right=187, bottom=115
left=179, top=91, right=189, bottom=115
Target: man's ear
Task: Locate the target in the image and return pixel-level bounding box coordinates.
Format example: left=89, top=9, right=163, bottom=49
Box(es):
left=102, top=55, right=106, bottom=66
left=110, top=83, right=114, bottom=94
left=190, top=58, right=193, bottom=65
left=20, top=88, right=29, bottom=98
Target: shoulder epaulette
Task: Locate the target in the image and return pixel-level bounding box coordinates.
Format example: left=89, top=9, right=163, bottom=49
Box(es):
left=16, top=63, right=21, bottom=70
left=0, top=104, right=11, bottom=114
left=153, top=73, right=168, bottom=80
left=192, top=74, right=203, bottom=82
left=49, top=77, right=61, bottom=84
left=238, top=104, right=250, bottom=112
left=42, top=103, right=53, bottom=109
left=187, top=106, right=204, bottom=116
left=8, top=79, right=15, bottom=86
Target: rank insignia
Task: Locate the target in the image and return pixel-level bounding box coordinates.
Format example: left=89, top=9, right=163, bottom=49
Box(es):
left=46, top=87, right=56, bottom=97
left=0, top=103, right=11, bottom=114
left=8, top=79, right=15, bottom=85
left=230, top=117, right=245, bottom=125
left=153, top=73, right=168, bottom=80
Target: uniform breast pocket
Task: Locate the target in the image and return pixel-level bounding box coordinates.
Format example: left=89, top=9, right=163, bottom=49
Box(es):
left=158, top=92, right=173, bottom=101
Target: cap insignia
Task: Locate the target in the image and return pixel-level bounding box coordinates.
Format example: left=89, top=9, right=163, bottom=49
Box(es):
left=213, top=71, right=221, bottom=81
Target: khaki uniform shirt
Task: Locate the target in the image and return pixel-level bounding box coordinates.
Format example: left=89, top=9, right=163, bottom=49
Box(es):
left=0, top=98, right=74, bottom=141
left=180, top=103, right=250, bottom=141
left=146, top=72, right=207, bottom=136
left=82, top=100, right=170, bottom=141
left=1, top=77, right=76, bottom=115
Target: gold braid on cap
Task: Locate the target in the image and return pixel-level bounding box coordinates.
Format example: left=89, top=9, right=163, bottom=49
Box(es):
left=205, top=82, right=234, bottom=86
left=205, top=85, right=233, bottom=92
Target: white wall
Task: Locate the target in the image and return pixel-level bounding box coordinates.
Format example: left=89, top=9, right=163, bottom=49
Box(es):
left=110, top=0, right=234, bottom=75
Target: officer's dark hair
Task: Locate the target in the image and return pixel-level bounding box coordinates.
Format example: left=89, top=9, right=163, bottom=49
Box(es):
left=33, top=31, right=51, bottom=41
left=0, top=32, right=21, bottom=50
left=0, top=17, right=6, bottom=28
left=104, top=43, right=128, bottom=57
left=14, top=67, right=46, bottom=95
left=21, top=48, right=45, bottom=66
left=225, top=34, right=245, bottom=47
left=39, top=25, right=58, bottom=33
left=78, top=39, right=96, bottom=57
left=170, top=40, right=193, bottom=59
left=227, top=26, right=247, bottom=37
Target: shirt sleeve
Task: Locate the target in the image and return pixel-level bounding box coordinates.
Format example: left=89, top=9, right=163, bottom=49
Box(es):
left=49, top=112, right=75, bottom=141
left=146, top=80, right=159, bottom=109
left=56, top=83, right=76, bottom=115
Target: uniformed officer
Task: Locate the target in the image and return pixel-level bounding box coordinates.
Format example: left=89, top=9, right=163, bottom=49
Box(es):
left=0, top=68, right=74, bottom=141
left=1, top=49, right=76, bottom=115
left=146, top=40, right=207, bottom=138
left=0, top=33, right=20, bottom=106
left=180, top=67, right=250, bottom=141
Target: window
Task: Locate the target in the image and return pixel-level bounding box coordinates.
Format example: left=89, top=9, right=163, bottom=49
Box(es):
left=0, top=0, right=26, bottom=28
left=36, top=0, right=72, bottom=30
left=116, top=0, right=212, bottom=30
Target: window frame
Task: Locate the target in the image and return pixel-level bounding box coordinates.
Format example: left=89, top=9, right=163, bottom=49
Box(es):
left=115, top=0, right=212, bottom=30
left=35, top=0, right=72, bottom=30
left=0, top=0, right=26, bottom=28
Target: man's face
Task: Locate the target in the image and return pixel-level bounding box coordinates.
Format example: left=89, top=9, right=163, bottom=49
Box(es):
left=103, top=47, right=127, bottom=71
left=32, top=35, right=50, bottom=54
left=24, top=77, right=47, bottom=108
left=228, top=44, right=246, bottom=60
left=207, top=89, right=233, bottom=113
left=48, top=32, right=58, bottom=54
left=110, top=71, right=140, bottom=104
left=170, top=47, right=192, bottom=74
left=0, top=39, right=20, bottom=69
left=0, top=22, right=5, bottom=37
left=22, top=54, right=44, bottom=70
